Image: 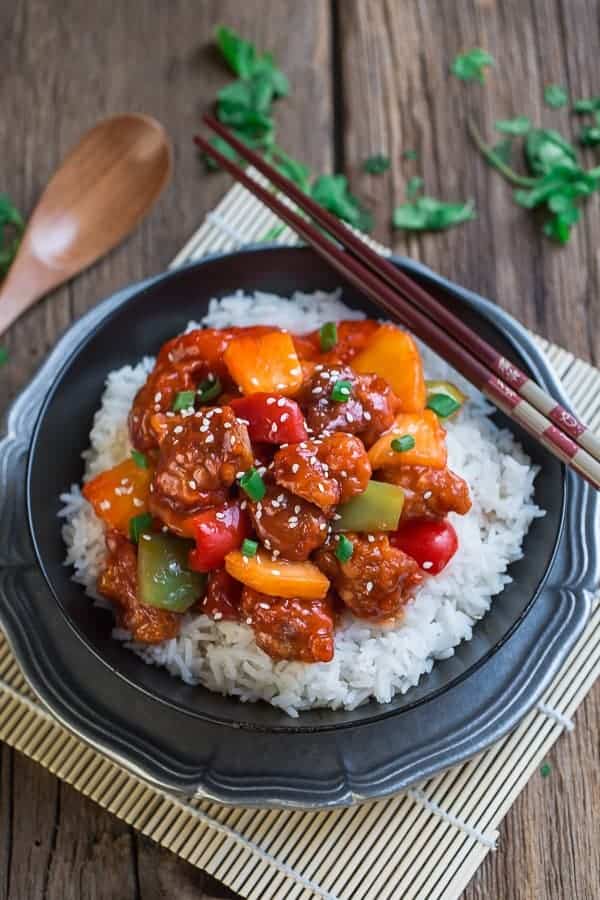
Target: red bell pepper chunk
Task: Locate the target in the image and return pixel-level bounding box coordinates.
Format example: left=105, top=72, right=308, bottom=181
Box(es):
left=230, top=393, right=308, bottom=444
left=188, top=502, right=250, bottom=573
left=390, top=518, right=458, bottom=575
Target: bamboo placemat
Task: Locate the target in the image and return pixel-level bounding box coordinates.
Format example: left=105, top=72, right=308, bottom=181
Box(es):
left=1, top=178, right=599, bottom=900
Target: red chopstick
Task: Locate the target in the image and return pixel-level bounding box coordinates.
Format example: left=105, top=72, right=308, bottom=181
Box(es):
left=202, top=113, right=600, bottom=466
left=194, top=128, right=600, bottom=490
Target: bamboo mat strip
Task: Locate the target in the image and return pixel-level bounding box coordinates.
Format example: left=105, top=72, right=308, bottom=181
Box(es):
left=1, top=179, right=599, bottom=900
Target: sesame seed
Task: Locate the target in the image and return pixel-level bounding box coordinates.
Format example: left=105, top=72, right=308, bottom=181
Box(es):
left=255, top=510, right=262, bottom=520
left=294, top=505, right=301, bottom=514
left=364, top=411, right=372, bottom=421
left=271, top=500, right=280, bottom=509
left=272, top=549, right=280, bottom=558
left=320, top=522, right=327, bottom=530
left=213, top=612, right=223, bottom=620
left=223, top=422, right=232, bottom=430
left=290, top=367, right=301, bottom=376
left=318, top=484, right=325, bottom=493
left=250, top=377, right=259, bottom=385
left=173, top=425, right=184, bottom=434
left=280, top=443, right=289, bottom=449
left=246, top=617, right=253, bottom=624
left=259, top=602, right=270, bottom=609
left=340, top=470, right=348, bottom=477
left=242, top=556, right=249, bottom=565
left=188, top=479, right=197, bottom=490
left=154, top=392, right=162, bottom=402
left=333, top=513, right=342, bottom=520
left=366, top=581, right=374, bottom=592
left=315, top=364, right=324, bottom=371
left=166, top=411, right=175, bottom=418
left=215, top=511, right=225, bottom=520
left=345, top=413, right=354, bottom=423
left=258, top=466, right=267, bottom=475
left=154, top=404, right=161, bottom=412
left=288, top=516, right=299, bottom=525
left=141, top=534, right=152, bottom=542
left=205, top=434, right=215, bottom=444
left=162, top=525, right=168, bottom=533
left=367, top=534, right=375, bottom=543
left=264, top=539, right=272, bottom=549
left=280, top=413, right=289, bottom=422
left=312, top=386, right=323, bottom=395
left=424, top=491, right=433, bottom=500
left=276, top=382, right=287, bottom=389
left=422, top=561, right=434, bottom=570
left=272, top=569, right=281, bottom=576
left=133, top=498, right=144, bottom=508
left=277, top=494, right=285, bottom=503
left=99, top=500, right=111, bottom=511
left=240, top=500, right=247, bottom=510
left=277, top=398, right=286, bottom=407
left=289, top=462, right=299, bottom=474
left=266, top=397, right=276, bottom=405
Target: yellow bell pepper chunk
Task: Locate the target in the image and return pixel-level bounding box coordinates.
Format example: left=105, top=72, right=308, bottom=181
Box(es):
left=368, top=410, right=447, bottom=469
left=224, top=331, right=303, bottom=396
left=352, top=324, right=426, bottom=412
left=225, top=550, right=330, bottom=600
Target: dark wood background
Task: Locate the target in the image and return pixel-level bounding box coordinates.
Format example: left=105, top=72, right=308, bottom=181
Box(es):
left=1, top=1, right=599, bottom=897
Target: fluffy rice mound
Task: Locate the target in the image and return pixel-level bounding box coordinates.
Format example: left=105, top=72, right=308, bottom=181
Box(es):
left=60, top=290, right=543, bottom=716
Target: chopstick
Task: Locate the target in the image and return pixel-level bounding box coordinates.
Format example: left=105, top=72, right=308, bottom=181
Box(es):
left=195, top=126, right=600, bottom=490
left=202, top=114, right=600, bottom=467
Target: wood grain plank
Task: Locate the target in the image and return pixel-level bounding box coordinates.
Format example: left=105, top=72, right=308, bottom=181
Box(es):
left=337, top=0, right=600, bottom=366
left=0, top=1, right=331, bottom=898
left=337, top=2, right=600, bottom=898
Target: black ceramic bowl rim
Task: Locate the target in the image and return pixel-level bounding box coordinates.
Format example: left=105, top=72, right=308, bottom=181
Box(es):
left=26, top=246, right=568, bottom=733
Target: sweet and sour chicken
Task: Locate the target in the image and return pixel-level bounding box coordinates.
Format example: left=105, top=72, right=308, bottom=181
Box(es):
left=84, top=319, right=472, bottom=663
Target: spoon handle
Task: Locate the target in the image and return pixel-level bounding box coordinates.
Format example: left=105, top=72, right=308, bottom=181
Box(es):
left=0, top=245, right=57, bottom=337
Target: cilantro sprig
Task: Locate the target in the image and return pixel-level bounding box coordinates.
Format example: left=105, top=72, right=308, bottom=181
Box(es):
left=469, top=117, right=600, bottom=244
left=544, top=85, right=568, bottom=108
left=206, top=26, right=372, bottom=232
left=393, top=177, right=475, bottom=232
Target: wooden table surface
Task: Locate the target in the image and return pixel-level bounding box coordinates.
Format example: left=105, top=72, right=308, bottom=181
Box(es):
left=1, top=1, right=598, bottom=897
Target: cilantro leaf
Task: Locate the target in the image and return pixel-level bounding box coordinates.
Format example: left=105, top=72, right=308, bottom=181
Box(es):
left=201, top=135, right=241, bottom=171
left=578, top=123, right=600, bottom=147
left=0, top=194, right=24, bottom=279
left=270, top=147, right=311, bottom=191
left=406, top=176, right=423, bottom=198
left=0, top=346, right=8, bottom=366
left=572, top=97, right=600, bottom=114
left=363, top=154, right=390, bottom=174
left=450, top=48, right=494, bottom=83
left=544, top=85, right=568, bottom=108
left=525, top=128, right=577, bottom=177
left=495, top=116, right=531, bottom=135
left=311, top=174, right=373, bottom=232
left=393, top=195, right=475, bottom=231
left=215, top=26, right=289, bottom=97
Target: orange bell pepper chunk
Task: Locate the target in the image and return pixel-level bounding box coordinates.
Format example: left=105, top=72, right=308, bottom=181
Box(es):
left=368, top=410, right=447, bottom=470
left=83, top=458, right=153, bottom=534
left=225, top=550, right=330, bottom=600
left=352, top=324, right=426, bottom=412
left=224, top=330, right=304, bottom=396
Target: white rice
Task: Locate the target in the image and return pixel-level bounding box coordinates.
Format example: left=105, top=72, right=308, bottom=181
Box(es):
left=59, top=290, right=543, bottom=717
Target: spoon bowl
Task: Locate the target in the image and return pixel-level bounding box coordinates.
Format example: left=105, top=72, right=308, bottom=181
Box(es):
left=0, top=114, right=172, bottom=336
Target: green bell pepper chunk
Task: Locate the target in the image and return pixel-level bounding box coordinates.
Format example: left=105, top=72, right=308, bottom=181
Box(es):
left=137, top=533, right=206, bottom=613
left=333, top=481, right=405, bottom=533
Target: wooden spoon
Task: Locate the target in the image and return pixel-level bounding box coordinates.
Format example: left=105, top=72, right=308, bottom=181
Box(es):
left=0, top=114, right=172, bottom=337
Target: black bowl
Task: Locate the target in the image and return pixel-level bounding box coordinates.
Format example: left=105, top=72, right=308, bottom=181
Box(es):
left=0, top=246, right=595, bottom=804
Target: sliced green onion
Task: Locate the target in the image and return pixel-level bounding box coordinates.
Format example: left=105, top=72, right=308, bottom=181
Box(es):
left=130, top=449, right=148, bottom=469
left=426, top=393, right=462, bottom=418
left=197, top=375, right=222, bottom=403
left=391, top=435, right=416, bottom=453
left=239, top=468, right=266, bottom=501
left=540, top=762, right=552, bottom=778
left=330, top=379, right=353, bottom=403
left=241, top=538, right=259, bottom=557
left=335, top=534, right=354, bottom=563
left=319, top=322, right=338, bottom=352
left=129, top=512, right=153, bottom=543
left=172, top=390, right=196, bottom=412
left=0, top=347, right=8, bottom=366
